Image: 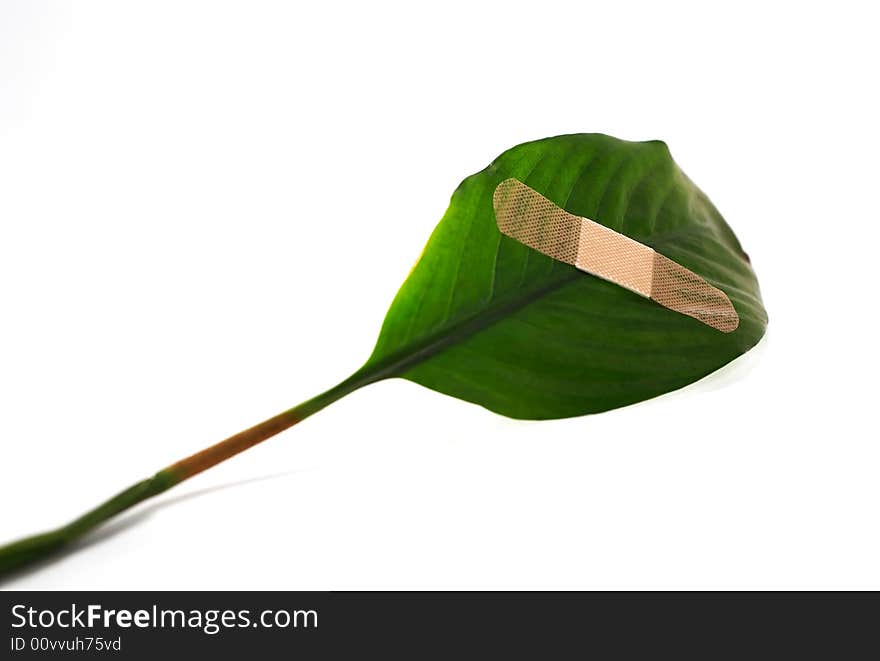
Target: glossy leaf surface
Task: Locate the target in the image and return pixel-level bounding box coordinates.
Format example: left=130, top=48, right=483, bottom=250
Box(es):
left=361, top=134, right=766, bottom=419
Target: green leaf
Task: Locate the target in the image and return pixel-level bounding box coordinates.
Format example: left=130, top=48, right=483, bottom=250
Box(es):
left=0, top=133, right=769, bottom=577
left=363, top=133, right=767, bottom=419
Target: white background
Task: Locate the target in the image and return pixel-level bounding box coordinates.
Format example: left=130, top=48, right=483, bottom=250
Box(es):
left=1, top=1, right=877, bottom=590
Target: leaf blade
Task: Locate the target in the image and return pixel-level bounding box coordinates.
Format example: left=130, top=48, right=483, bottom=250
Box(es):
left=366, top=133, right=767, bottom=419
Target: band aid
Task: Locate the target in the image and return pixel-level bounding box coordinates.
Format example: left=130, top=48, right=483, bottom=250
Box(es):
left=493, top=178, right=739, bottom=332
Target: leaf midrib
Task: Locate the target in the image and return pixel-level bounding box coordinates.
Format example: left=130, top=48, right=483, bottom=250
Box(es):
left=358, top=269, right=583, bottom=385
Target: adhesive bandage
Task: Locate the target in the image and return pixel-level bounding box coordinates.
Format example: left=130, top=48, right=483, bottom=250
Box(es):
left=492, top=178, right=739, bottom=332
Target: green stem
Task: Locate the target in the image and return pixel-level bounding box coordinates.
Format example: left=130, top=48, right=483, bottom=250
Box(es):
left=0, top=369, right=376, bottom=579
left=0, top=275, right=553, bottom=579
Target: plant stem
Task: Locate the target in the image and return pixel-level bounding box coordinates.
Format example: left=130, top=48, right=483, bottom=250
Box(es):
left=0, top=369, right=374, bottom=579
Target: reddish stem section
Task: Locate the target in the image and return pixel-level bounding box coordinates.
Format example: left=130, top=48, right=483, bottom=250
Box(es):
left=166, top=410, right=301, bottom=482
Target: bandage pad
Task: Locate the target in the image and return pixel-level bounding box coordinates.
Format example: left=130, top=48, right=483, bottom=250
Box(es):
left=493, top=178, right=739, bottom=332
